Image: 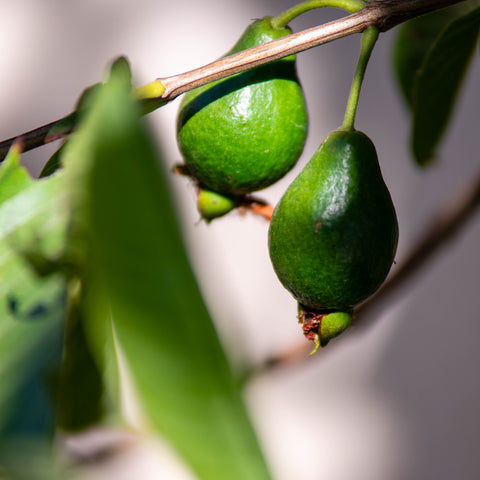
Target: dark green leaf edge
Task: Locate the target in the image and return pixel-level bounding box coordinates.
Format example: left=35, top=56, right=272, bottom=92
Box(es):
left=411, top=7, right=480, bottom=165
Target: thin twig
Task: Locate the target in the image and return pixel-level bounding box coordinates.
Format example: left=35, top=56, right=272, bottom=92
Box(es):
left=158, top=8, right=371, bottom=102
left=249, top=169, right=480, bottom=373
left=0, top=0, right=468, bottom=161
left=0, top=117, right=73, bottom=161
left=354, top=169, right=480, bottom=326
left=158, top=0, right=467, bottom=102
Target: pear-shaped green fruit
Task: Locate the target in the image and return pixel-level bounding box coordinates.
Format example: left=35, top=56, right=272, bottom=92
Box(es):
left=197, top=189, right=237, bottom=222
left=176, top=17, right=308, bottom=196
left=269, top=129, right=398, bottom=313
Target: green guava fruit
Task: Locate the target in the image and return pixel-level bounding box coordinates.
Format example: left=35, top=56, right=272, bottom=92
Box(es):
left=176, top=17, right=308, bottom=196
left=269, top=129, right=398, bottom=346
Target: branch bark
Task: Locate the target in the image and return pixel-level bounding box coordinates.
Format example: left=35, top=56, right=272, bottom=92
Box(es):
left=0, top=0, right=469, bottom=160
left=158, top=0, right=467, bottom=101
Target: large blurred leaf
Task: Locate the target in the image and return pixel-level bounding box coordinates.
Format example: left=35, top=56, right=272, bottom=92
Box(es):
left=0, top=148, right=67, bottom=478
left=0, top=148, right=66, bottom=431
left=55, top=280, right=105, bottom=432
left=62, top=59, right=271, bottom=479
left=411, top=7, right=480, bottom=165
left=0, top=285, right=65, bottom=480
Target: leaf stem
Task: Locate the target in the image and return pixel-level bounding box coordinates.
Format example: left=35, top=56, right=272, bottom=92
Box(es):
left=341, top=25, right=379, bottom=131
left=271, top=0, right=365, bottom=29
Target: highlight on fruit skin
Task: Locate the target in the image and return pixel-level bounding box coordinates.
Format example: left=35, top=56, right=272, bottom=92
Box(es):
left=197, top=189, right=237, bottom=222
left=269, top=128, right=398, bottom=348
left=176, top=16, right=308, bottom=197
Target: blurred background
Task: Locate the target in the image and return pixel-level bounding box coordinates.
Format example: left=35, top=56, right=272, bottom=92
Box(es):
left=1, top=1, right=480, bottom=479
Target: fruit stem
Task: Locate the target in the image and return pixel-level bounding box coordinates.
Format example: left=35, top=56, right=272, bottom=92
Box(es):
left=341, top=26, right=379, bottom=131
left=271, top=0, right=365, bottom=29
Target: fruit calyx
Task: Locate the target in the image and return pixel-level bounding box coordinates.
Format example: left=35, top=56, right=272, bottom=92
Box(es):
left=298, top=306, right=352, bottom=353
left=174, top=165, right=274, bottom=222
left=197, top=188, right=274, bottom=223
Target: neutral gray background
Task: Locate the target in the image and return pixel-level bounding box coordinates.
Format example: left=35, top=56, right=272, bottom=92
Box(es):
left=1, top=1, right=480, bottom=479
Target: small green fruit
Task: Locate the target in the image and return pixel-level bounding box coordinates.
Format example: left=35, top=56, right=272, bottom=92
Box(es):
left=299, top=306, right=352, bottom=352
left=176, top=17, right=308, bottom=196
left=318, top=311, right=352, bottom=347
left=269, top=130, right=398, bottom=334
left=197, top=189, right=237, bottom=222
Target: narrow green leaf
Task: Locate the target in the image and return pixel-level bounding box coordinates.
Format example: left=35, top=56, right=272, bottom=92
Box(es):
left=64, top=62, right=271, bottom=479
left=40, top=143, right=66, bottom=178
left=411, top=7, right=480, bottom=165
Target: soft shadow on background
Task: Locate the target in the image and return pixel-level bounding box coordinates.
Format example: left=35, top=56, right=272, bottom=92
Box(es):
left=1, top=1, right=480, bottom=479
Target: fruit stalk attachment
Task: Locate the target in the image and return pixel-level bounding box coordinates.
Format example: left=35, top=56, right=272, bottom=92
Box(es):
left=271, top=0, right=365, bottom=28
left=342, top=25, right=379, bottom=131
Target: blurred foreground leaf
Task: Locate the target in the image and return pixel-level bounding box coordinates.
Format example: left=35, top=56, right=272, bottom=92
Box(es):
left=62, top=59, right=271, bottom=479
left=0, top=146, right=67, bottom=478
left=55, top=280, right=105, bottom=432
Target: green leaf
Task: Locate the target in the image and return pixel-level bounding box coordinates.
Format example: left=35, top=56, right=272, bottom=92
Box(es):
left=411, top=7, right=480, bottom=165
left=392, top=5, right=463, bottom=109
left=0, top=285, right=65, bottom=478
left=0, top=174, right=70, bottom=270
left=0, top=142, right=34, bottom=204
left=39, top=143, right=66, bottom=178
left=0, top=438, right=66, bottom=480
left=55, top=280, right=105, bottom=432
left=0, top=151, right=67, bottom=477
left=0, top=148, right=69, bottom=332
left=0, top=278, right=64, bottom=438
left=64, top=60, right=271, bottom=479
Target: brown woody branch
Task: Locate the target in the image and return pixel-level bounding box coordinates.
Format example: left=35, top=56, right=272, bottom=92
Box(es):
left=0, top=0, right=468, bottom=160
left=158, top=0, right=467, bottom=101
left=354, top=168, right=480, bottom=326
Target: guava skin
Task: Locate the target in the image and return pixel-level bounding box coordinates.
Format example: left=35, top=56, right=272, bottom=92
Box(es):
left=176, top=17, right=308, bottom=196
left=268, top=130, right=398, bottom=311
